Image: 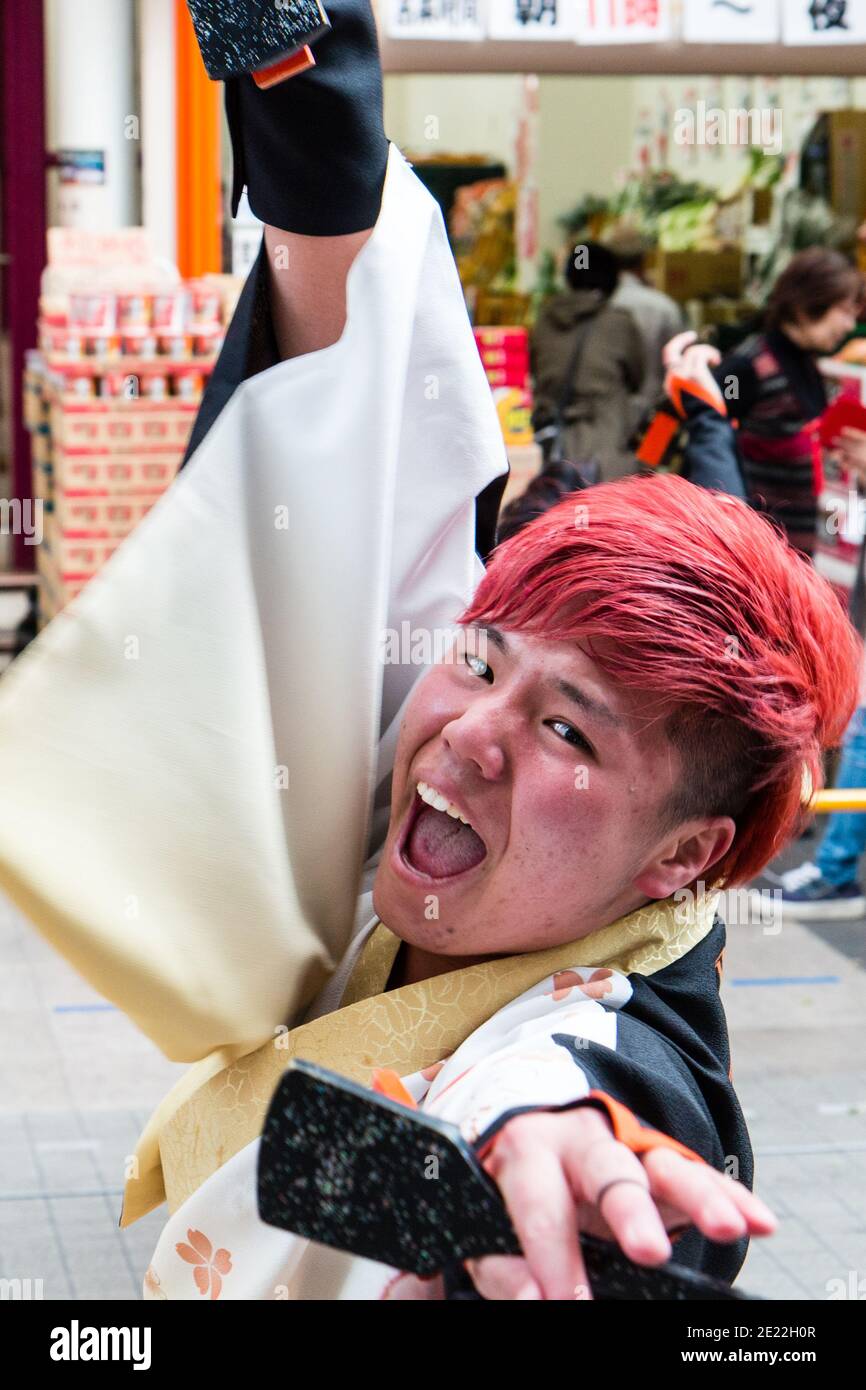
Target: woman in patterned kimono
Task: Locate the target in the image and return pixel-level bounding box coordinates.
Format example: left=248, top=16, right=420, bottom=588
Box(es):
left=713, top=248, right=864, bottom=558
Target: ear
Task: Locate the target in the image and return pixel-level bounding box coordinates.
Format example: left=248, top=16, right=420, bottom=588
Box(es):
left=632, top=817, right=736, bottom=901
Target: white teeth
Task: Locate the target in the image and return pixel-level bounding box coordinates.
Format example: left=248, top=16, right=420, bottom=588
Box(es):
left=416, top=781, right=470, bottom=825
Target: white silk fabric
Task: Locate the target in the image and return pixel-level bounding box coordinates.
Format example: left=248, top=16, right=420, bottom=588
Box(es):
left=0, top=143, right=508, bottom=1062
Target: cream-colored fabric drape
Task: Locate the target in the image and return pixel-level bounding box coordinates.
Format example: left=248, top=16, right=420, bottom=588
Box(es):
left=0, top=143, right=508, bottom=1063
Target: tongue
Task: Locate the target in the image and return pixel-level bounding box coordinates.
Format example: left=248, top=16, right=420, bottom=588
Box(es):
left=406, top=805, right=487, bottom=879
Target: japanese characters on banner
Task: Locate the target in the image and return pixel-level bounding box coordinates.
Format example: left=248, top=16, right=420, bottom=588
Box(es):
left=576, top=0, right=674, bottom=43
left=385, top=0, right=866, bottom=41
left=487, top=0, right=578, bottom=40
left=782, top=0, right=866, bottom=43
left=681, top=0, right=780, bottom=45
left=385, top=0, right=484, bottom=41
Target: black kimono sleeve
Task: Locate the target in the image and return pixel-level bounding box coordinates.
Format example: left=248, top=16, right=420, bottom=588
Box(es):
left=681, top=393, right=747, bottom=499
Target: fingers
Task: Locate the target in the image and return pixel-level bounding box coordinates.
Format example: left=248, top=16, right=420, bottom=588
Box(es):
left=475, top=1110, right=778, bottom=1300
left=687, top=343, right=722, bottom=369
left=642, top=1147, right=777, bottom=1243
left=569, top=1133, right=672, bottom=1267
left=662, top=332, right=723, bottom=408
left=483, top=1124, right=590, bottom=1300
left=663, top=329, right=698, bottom=367
left=464, top=1255, right=543, bottom=1301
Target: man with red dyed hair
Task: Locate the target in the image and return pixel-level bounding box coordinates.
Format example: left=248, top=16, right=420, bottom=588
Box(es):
left=137, top=4, right=861, bottom=1300
left=361, top=469, right=860, bottom=1299
left=1, top=2, right=860, bottom=1303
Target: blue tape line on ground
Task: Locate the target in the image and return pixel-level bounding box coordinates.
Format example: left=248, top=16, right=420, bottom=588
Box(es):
left=52, top=1003, right=118, bottom=1012
left=729, top=976, right=840, bottom=987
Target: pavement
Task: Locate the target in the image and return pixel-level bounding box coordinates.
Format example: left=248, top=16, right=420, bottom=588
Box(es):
left=1, top=835, right=865, bottom=1302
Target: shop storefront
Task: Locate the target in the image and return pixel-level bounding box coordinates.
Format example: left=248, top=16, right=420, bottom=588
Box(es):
left=6, top=1, right=866, bottom=627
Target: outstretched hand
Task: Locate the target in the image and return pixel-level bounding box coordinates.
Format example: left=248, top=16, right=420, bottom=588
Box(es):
left=465, top=1105, right=776, bottom=1300
left=663, top=329, right=725, bottom=409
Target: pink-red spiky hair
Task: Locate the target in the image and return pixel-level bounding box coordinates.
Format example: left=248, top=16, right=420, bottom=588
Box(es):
left=460, top=474, right=862, bottom=887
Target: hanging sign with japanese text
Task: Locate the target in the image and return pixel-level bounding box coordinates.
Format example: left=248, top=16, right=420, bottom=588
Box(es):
left=682, top=0, right=780, bottom=44
left=782, top=0, right=866, bottom=43
left=576, top=0, right=674, bottom=43
left=385, top=0, right=485, bottom=40
left=486, top=0, right=579, bottom=40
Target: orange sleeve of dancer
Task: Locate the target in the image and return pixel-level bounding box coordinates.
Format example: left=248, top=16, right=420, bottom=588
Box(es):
left=476, top=1090, right=707, bottom=1167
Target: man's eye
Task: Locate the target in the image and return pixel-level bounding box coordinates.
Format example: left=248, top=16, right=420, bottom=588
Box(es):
left=465, top=652, right=493, bottom=682
left=548, top=719, right=593, bottom=754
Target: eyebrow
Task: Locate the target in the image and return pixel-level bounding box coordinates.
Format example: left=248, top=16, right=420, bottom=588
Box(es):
left=481, top=626, right=620, bottom=727
left=554, top=678, right=620, bottom=728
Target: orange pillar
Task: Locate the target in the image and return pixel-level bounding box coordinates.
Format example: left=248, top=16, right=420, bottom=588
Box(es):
left=175, top=0, right=222, bottom=277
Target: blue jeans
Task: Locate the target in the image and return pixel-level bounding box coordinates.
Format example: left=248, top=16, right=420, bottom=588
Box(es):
left=817, top=705, right=866, bottom=886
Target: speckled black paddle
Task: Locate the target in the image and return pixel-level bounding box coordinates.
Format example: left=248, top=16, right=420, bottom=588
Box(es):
left=257, top=1060, right=756, bottom=1300
left=185, top=0, right=331, bottom=80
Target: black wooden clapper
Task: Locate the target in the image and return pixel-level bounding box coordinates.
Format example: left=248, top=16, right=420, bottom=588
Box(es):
left=256, top=1059, right=757, bottom=1300
left=185, top=0, right=331, bottom=81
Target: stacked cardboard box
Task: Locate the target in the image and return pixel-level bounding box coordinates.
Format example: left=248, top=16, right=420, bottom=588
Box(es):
left=651, top=249, right=745, bottom=305
left=24, top=232, right=244, bottom=627
left=26, top=358, right=205, bottom=625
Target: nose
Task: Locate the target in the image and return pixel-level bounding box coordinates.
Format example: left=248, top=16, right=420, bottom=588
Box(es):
left=440, top=694, right=510, bottom=782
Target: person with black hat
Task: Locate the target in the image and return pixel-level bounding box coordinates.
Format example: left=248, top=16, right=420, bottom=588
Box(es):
left=530, top=241, right=646, bottom=481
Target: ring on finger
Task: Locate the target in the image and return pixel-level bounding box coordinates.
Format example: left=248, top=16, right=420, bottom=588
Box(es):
left=594, top=1176, right=650, bottom=1215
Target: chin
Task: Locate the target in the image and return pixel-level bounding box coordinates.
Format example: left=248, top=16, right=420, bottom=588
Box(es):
left=371, top=862, right=470, bottom=952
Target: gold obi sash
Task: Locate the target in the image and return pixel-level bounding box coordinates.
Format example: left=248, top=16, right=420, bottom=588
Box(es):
left=121, top=890, right=717, bottom=1228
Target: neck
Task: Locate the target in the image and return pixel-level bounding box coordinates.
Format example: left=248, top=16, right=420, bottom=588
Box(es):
left=384, top=886, right=657, bottom=991
left=387, top=941, right=501, bottom=991
left=777, top=320, right=812, bottom=351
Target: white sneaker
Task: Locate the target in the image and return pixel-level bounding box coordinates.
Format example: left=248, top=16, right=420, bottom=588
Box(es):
left=772, top=861, right=866, bottom=921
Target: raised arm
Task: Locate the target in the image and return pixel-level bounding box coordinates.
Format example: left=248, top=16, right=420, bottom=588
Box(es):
left=225, top=0, right=388, bottom=360
left=263, top=226, right=373, bottom=360
left=663, top=331, right=747, bottom=499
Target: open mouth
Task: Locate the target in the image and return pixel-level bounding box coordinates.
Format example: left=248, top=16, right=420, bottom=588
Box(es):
left=396, top=782, right=488, bottom=883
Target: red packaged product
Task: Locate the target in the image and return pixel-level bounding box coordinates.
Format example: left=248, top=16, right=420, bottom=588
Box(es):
left=484, top=366, right=530, bottom=389
left=70, top=292, right=117, bottom=333
left=473, top=327, right=528, bottom=351
left=152, top=291, right=189, bottom=334
left=478, top=346, right=530, bottom=370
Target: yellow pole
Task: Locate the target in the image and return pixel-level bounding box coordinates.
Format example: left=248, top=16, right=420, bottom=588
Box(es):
left=811, top=789, right=866, bottom=813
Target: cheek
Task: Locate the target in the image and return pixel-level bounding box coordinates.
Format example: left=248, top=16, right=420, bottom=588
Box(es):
left=393, top=671, right=463, bottom=773
left=510, top=757, right=624, bottom=867
left=506, top=756, right=658, bottom=886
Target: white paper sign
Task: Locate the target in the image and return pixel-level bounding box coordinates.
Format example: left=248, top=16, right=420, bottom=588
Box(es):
left=782, top=0, right=866, bottom=43
left=487, top=0, right=579, bottom=39
left=385, top=0, right=485, bottom=40
left=682, top=0, right=780, bottom=44
left=576, top=0, right=674, bottom=43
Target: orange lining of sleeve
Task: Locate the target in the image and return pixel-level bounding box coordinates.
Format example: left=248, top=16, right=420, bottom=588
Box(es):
left=476, top=1092, right=708, bottom=1168
left=586, top=1090, right=706, bottom=1165
left=371, top=1068, right=418, bottom=1109
left=635, top=411, right=679, bottom=467
left=667, top=375, right=728, bottom=419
